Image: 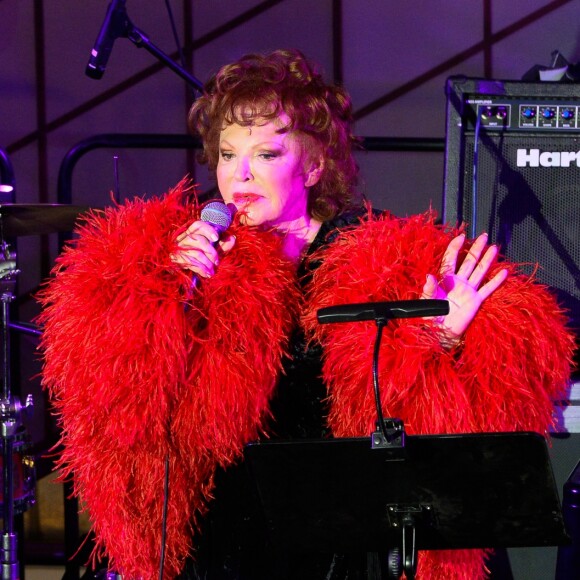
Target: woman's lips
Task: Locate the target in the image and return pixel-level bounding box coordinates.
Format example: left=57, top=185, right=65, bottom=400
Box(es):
left=232, top=192, right=261, bottom=205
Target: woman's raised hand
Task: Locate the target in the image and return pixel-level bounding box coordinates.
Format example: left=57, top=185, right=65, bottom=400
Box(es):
left=170, top=220, right=236, bottom=279
left=421, top=232, right=508, bottom=346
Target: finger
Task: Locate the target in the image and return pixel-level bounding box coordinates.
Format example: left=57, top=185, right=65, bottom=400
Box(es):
left=420, top=274, right=437, bottom=300
left=194, top=222, right=220, bottom=243
left=177, top=232, right=218, bottom=252
left=467, top=244, right=499, bottom=287
left=171, top=250, right=215, bottom=275
left=421, top=274, right=448, bottom=324
left=172, top=247, right=217, bottom=277
left=170, top=252, right=197, bottom=270
left=176, top=221, right=220, bottom=244
left=170, top=252, right=201, bottom=274
left=175, top=225, right=221, bottom=258
left=218, top=234, right=236, bottom=254
left=477, top=268, right=508, bottom=301
left=175, top=222, right=201, bottom=244
left=456, top=232, right=488, bottom=279
left=440, top=234, right=466, bottom=277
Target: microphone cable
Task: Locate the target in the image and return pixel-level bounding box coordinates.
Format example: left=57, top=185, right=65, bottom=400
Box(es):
left=164, top=0, right=187, bottom=72
left=163, top=0, right=198, bottom=101
left=471, top=106, right=483, bottom=238
left=159, top=453, right=170, bottom=580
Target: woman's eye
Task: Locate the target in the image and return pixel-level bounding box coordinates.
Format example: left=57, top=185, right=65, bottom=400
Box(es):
left=258, top=152, right=278, bottom=160
left=220, top=151, right=234, bottom=161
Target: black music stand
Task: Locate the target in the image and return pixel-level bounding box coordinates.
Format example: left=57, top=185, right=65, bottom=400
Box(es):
left=244, top=430, right=569, bottom=579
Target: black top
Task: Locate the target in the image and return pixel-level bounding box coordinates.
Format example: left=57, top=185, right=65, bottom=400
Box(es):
left=269, top=209, right=369, bottom=441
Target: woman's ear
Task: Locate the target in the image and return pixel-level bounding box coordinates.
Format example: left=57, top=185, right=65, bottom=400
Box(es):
left=305, top=157, right=325, bottom=187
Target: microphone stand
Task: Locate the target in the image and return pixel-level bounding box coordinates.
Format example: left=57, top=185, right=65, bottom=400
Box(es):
left=125, top=25, right=203, bottom=92
left=89, top=0, right=203, bottom=92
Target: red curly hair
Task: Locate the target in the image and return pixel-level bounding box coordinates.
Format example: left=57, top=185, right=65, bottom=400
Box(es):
left=188, top=49, right=362, bottom=221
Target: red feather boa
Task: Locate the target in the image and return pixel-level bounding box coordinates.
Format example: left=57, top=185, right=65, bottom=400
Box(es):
left=302, top=211, right=574, bottom=579
left=38, top=183, right=574, bottom=580
left=38, top=180, right=299, bottom=578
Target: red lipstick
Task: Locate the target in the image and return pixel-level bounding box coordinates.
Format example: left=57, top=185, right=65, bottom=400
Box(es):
left=233, top=192, right=261, bottom=204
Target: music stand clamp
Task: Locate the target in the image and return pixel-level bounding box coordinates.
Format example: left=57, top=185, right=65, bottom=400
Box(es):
left=371, top=418, right=405, bottom=450
left=386, top=503, right=434, bottom=578
left=372, top=419, right=415, bottom=579
left=355, top=415, right=420, bottom=578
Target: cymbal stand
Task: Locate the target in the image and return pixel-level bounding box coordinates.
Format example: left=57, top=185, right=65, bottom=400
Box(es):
left=0, top=239, right=32, bottom=580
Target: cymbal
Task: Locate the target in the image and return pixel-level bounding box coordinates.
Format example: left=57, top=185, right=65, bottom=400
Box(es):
left=0, top=204, right=92, bottom=238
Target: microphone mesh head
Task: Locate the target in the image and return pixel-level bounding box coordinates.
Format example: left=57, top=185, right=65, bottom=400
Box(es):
left=200, top=201, right=232, bottom=234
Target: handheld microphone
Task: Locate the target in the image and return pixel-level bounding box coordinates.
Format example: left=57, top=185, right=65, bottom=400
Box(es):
left=200, top=201, right=233, bottom=238
left=86, top=0, right=129, bottom=80
left=191, top=201, right=233, bottom=288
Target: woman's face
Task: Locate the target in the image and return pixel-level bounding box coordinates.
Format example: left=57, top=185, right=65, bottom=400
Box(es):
left=216, top=118, right=321, bottom=231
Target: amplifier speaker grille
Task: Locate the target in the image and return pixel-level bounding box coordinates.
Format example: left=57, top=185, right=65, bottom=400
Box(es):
left=443, top=77, right=580, bottom=345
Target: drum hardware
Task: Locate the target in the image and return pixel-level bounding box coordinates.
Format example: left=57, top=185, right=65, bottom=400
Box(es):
left=6, top=324, right=41, bottom=339
left=0, top=428, right=35, bottom=518
left=0, top=203, right=88, bottom=579
left=0, top=238, right=37, bottom=580
left=0, top=203, right=91, bottom=238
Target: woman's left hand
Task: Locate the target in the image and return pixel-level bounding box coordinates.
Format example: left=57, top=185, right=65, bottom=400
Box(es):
left=421, top=232, right=508, bottom=347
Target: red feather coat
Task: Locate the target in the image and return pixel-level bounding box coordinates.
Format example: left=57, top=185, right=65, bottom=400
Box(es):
left=38, top=181, right=574, bottom=579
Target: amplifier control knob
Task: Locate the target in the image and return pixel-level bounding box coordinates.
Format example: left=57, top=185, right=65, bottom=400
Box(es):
left=496, top=107, right=508, bottom=119
left=561, top=108, right=575, bottom=121
left=541, top=108, right=555, bottom=119
left=521, top=107, right=536, bottom=119
left=481, top=106, right=495, bottom=119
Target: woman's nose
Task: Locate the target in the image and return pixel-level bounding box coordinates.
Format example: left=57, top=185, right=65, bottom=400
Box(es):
left=234, top=158, right=253, bottom=181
